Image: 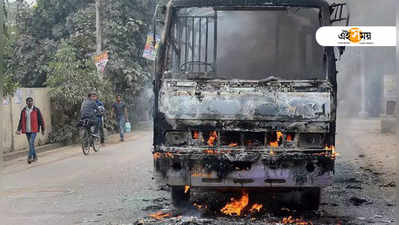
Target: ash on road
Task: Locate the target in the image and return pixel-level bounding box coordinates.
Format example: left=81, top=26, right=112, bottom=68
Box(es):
left=0, top=120, right=397, bottom=225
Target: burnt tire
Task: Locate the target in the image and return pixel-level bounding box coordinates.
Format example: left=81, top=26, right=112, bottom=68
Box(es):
left=301, top=188, right=321, bottom=211
left=171, top=186, right=190, bottom=207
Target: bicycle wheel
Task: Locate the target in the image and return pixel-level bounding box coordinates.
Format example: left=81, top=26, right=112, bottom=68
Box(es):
left=92, top=135, right=101, bottom=152
left=81, top=129, right=90, bottom=155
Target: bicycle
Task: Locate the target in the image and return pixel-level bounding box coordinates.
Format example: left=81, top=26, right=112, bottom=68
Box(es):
left=79, top=119, right=101, bottom=155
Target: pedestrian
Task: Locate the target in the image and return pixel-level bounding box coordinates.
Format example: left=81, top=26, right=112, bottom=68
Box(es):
left=16, top=97, right=46, bottom=164
left=95, top=95, right=105, bottom=144
left=112, top=95, right=129, bottom=142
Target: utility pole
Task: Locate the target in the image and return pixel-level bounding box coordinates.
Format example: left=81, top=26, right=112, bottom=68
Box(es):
left=96, top=0, right=103, bottom=79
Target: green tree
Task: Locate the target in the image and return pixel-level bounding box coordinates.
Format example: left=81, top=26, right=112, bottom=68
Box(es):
left=46, top=41, right=112, bottom=144
left=0, top=0, right=7, bottom=95
left=6, top=0, right=157, bottom=143
left=1, top=0, right=18, bottom=96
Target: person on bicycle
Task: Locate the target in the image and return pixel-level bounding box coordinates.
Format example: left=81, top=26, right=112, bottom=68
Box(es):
left=80, top=91, right=101, bottom=135
left=94, top=95, right=106, bottom=144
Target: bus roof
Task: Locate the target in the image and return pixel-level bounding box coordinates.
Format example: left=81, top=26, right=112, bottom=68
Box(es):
left=171, top=0, right=330, bottom=10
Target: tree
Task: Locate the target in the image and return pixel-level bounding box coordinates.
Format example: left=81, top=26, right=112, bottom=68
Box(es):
left=1, top=0, right=18, bottom=96
left=0, top=0, right=6, bottom=76
left=102, top=0, right=154, bottom=102
left=6, top=0, right=157, bottom=143
left=46, top=41, right=112, bottom=144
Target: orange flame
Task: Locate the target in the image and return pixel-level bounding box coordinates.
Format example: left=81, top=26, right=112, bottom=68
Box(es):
left=287, top=134, right=293, bottom=142
left=203, top=149, right=217, bottom=154
left=153, top=152, right=161, bottom=159
left=282, top=216, right=314, bottom=225
left=184, top=185, right=190, bottom=194
left=207, top=131, right=218, bottom=146
left=193, top=202, right=208, bottom=209
left=325, top=145, right=338, bottom=159
left=220, top=191, right=249, bottom=216
left=165, top=152, right=174, bottom=158
left=193, top=131, right=199, bottom=139
left=249, top=203, right=263, bottom=213
left=149, top=211, right=172, bottom=220
left=191, top=172, right=211, bottom=177
left=229, top=142, right=238, bottom=147
left=270, top=141, right=279, bottom=147
left=277, top=131, right=283, bottom=140
left=270, top=131, right=283, bottom=147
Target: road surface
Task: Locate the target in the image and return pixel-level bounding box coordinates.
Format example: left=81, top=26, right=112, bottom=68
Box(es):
left=0, top=129, right=166, bottom=225
left=0, top=120, right=397, bottom=225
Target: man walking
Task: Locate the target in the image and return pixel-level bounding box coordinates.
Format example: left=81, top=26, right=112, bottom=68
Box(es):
left=112, top=95, right=128, bottom=142
left=16, top=97, right=45, bottom=164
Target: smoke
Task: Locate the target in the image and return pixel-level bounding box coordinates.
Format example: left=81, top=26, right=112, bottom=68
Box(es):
left=174, top=1, right=396, bottom=117
left=216, top=8, right=323, bottom=80
left=177, top=7, right=323, bottom=80
left=336, top=0, right=396, bottom=117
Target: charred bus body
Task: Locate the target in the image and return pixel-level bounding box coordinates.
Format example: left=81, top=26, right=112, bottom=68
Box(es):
left=152, top=0, right=348, bottom=210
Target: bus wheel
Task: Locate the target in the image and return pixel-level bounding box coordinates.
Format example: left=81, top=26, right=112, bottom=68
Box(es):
left=301, top=188, right=321, bottom=211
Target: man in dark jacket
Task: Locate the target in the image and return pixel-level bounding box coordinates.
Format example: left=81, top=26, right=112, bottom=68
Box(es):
left=16, top=97, right=45, bottom=164
left=95, top=96, right=105, bottom=144
left=80, top=91, right=101, bottom=135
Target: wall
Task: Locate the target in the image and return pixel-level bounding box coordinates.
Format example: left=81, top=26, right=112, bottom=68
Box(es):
left=0, top=88, right=52, bottom=154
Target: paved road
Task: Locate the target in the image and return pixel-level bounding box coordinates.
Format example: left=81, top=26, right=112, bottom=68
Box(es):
left=0, top=120, right=397, bottom=225
left=0, top=130, right=167, bottom=225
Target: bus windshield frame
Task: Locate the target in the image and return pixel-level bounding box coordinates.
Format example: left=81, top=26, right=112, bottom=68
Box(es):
left=164, top=6, right=328, bottom=81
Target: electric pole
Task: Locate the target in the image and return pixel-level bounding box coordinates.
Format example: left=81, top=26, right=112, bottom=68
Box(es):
left=96, top=0, right=103, bottom=55
left=96, top=0, right=104, bottom=79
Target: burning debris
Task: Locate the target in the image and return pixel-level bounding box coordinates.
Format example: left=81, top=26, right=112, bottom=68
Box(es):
left=269, top=131, right=284, bottom=148
left=193, top=202, right=208, bottom=209
left=324, top=145, right=339, bottom=159
left=184, top=185, right=190, bottom=194
left=153, top=152, right=175, bottom=159
left=280, top=216, right=314, bottom=225
left=193, top=131, right=200, bottom=140
left=219, top=191, right=265, bottom=216
left=249, top=203, right=263, bottom=213
left=287, top=134, right=293, bottom=142
left=228, top=142, right=238, bottom=147
left=207, top=131, right=218, bottom=147
left=149, top=211, right=173, bottom=220
left=220, top=191, right=249, bottom=216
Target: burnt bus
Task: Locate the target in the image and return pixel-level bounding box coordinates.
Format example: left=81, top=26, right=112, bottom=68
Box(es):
left=152, top=0, right=348, bottom=210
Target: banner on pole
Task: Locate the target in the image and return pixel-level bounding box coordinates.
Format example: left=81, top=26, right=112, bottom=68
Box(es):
left=94, top=52, right=109, bottom=73
left=143, top=34, right=160, bottom=61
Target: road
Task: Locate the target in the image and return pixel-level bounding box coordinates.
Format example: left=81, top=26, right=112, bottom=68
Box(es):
left=0, top=120, right=397, bottom=225
left=0, top=129, right=167, bottom=225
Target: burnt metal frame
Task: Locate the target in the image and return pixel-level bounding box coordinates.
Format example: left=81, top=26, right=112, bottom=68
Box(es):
left=329, top=3, right=350, bottom=25
left=153, top=0, right=338, bottom=148
left=171, top=13, right=217, bottom=73
left=171, top=0, right=330, bottom=9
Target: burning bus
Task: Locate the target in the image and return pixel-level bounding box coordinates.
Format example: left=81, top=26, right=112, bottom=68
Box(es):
left=152, top=0, right=348, bottom=210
